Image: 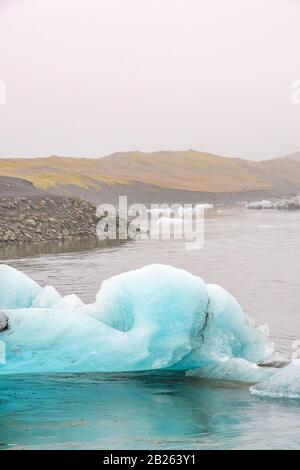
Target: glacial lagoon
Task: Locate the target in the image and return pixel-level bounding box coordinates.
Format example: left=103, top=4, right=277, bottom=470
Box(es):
left=1, top=209, right=300, bottom=449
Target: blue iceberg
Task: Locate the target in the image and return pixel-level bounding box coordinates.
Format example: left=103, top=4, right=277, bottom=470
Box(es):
left=0, top=264, right=275, bottom=377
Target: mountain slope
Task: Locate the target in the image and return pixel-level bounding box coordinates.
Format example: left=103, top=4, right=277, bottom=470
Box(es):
left=1, top=151, right=300, bottom=203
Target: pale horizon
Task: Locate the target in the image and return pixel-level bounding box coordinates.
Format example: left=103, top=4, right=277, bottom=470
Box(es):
left=0, top=147, right=300, bottom=162
left=1, top=0, right=300, bottom=160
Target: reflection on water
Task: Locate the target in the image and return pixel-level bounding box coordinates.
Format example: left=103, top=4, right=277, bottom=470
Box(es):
left=0, top=238, right=125, bottom=260
left=0, top=209, right=300, bottom=449
left=1, top=372, right=300, bottom=450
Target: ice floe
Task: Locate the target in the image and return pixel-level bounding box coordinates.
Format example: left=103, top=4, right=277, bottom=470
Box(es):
left=250, top=359, right=300, bottom=399
left=246, top=196, right=300, bottom=210
left=0, top=264, right=275, bottom=378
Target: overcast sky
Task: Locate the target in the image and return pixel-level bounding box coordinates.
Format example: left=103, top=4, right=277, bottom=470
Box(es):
left=0, top=0, right=299, bottom=160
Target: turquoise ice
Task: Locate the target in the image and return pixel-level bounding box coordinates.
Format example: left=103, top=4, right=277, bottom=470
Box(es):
left=0, top=264, right=42, bottom=309
left=0, top=263, right=276, bottom=377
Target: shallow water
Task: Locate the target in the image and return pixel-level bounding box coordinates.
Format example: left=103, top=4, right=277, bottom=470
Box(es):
left=1, top=372, right=300, bottom=450
left=0, top=209, right=300, bottom=449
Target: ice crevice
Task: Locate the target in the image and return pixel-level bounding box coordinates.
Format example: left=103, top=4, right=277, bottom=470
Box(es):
left=0, top=263, right=299, bottom=399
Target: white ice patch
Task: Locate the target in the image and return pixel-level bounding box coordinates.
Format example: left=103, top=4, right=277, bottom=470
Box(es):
left=32, top=286, right=62, bottom=308
left=187, top=358, right=276, bottom=383
left=250, top=359, right=300, bottom=399
left=33, top=286, right=84, bottom=311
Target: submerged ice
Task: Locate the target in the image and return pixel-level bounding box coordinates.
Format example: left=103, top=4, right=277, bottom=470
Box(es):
left=0, top=263, right=276, bottom=378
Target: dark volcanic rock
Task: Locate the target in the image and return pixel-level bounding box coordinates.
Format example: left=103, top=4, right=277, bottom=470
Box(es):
left=0, top=196, right=101, bottom=244
left=0, top=196, right=130, bottom=245
left=0, top=311, right=9, bottom=331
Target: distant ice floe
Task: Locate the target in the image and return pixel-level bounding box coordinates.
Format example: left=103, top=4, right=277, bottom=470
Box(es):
left=246, top=200, right=275, bottom=210
left=177, top=204, right=214, bottom=214
left=246, top=196, right=300, bottom=210
left=146, top=204, right=214, bottom=217
left=0, top=263, right=299, bottom=399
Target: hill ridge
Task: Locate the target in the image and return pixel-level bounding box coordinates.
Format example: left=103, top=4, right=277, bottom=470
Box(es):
left=1, top=150, right=300, bottom=203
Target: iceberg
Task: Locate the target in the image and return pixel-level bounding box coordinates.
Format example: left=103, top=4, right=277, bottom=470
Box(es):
left=250, top=360, right=300, bottom=399
left=195, top=284, right=272, bottom=364
left=275, top=196, right=300, bottom=211
left=0, top=264, right=273, bottom=375
left=246, top=196, right=300, bottom=211
left=246, top=200, right=275, bottom=210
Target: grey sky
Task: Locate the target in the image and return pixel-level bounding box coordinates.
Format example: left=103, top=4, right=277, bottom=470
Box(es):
left=0, top=0, right=299, bottom=160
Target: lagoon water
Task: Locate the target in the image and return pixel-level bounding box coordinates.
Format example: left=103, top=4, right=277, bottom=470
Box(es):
left=1, top=209, right=300, bottom=449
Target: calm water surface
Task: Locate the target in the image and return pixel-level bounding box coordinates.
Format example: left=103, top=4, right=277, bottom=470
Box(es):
left=1, top=209, right=300, bottom=449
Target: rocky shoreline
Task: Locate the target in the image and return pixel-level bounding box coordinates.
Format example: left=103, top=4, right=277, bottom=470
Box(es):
left=0, top=196, right=100, bottom=244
